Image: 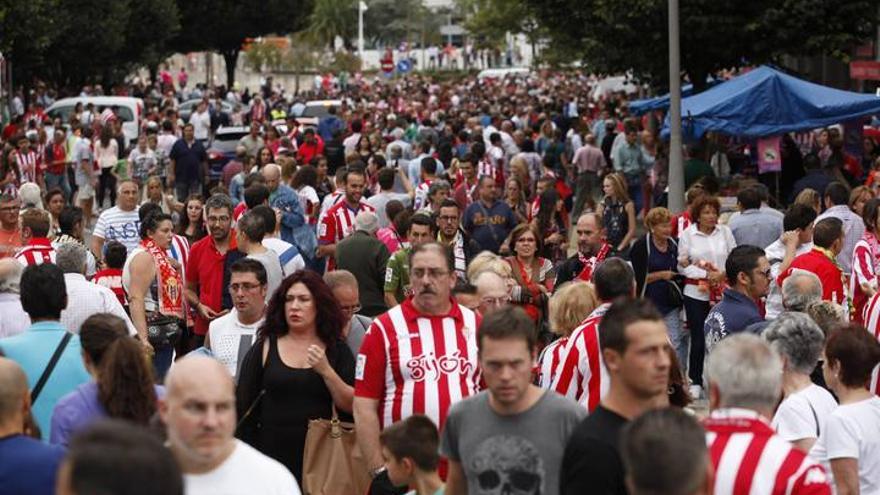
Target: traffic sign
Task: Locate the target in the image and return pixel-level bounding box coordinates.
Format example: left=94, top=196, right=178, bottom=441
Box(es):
left=397, top=59, right=412, bottom=73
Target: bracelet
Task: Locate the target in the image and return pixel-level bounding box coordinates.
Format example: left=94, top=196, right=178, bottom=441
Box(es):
left=370, top=466, right=387, bottom=479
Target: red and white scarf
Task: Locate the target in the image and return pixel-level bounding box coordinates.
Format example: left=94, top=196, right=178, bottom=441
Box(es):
left=576, top=242, right=611, bottom=282
left=142, top=238, right=184, bottom=319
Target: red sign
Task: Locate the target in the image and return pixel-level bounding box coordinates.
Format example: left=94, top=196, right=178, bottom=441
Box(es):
left=850, top=61, right=880, bottom=81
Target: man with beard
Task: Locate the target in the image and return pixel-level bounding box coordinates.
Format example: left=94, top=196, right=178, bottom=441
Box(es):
left=185, top=194, right=236, bottom=348
left=355, top=243, right=481, bottom=495
left=554, top=213, right=609, bottom=289
left=318, top=168, right=375, bottom=271
left=435, top=199, right=480, bottom=282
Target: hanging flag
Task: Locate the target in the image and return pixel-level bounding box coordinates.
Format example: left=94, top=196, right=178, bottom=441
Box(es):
left=757, top=136, right=782, bottom=174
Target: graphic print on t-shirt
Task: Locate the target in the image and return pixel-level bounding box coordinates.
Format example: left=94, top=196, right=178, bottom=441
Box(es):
left=470, top=435, right=544, bottom=495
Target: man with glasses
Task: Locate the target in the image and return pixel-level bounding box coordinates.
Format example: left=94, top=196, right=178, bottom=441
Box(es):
left=384, top=213, right=434, bottom=308
left=205, top=258, right=267, bottom=379
left=472, top=270, right=510, bottom=316
left=355, top=242, right=481, bottom=495
left=0, top=193, right=22, bottom=258
left=324, top=269, right=372, bottom=355
left=186, top=194, right=236, bottom=348
left=703, top=245, right=770, bottom=362
left=436, top=199, right=480, bottom=281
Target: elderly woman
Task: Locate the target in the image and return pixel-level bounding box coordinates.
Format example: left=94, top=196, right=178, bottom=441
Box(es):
left=505, top=223, right=555, bottom=328
left=536, top=281, right=598, bottom=389
left=631, top=206, right=685, bottom=367
left=418, top=179, right=451, bottom=216
left=812, top=325, right=880, bottom=495
left=237, top=270, right=354, bottom=482
left=764, top=312, right=838, bottom=453
left=678, top=194, right=736, bottom=396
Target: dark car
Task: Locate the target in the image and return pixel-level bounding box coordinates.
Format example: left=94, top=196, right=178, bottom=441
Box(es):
left=206, top=126, right=249, bottom=185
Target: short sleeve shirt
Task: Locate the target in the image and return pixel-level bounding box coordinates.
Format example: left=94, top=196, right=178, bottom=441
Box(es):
left=93, top=207, right=141, bottom=253
left=384, top=248, right=411, bottom=302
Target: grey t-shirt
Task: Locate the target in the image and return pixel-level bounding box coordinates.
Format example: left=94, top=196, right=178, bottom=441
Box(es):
left=440, top=390, right=585, bottom=495
left=247, top=249, right=283, bottom=303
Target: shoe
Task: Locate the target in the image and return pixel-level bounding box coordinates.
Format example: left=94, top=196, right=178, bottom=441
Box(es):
left=688, top=384, right=703, bottom=400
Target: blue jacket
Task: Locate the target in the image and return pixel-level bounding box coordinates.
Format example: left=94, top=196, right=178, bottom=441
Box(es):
left=271, top=184, right=316, bottom=261
left=704, top=289, right=766, bottom=356
left=317, top=115, right=344, bottom=142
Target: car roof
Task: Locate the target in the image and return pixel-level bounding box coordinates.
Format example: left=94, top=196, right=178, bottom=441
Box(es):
left=304, top=100, right=342, bottom=106
left=49, top=96, right=143, bottom=107
left=214, top=126, right=250, bottom=135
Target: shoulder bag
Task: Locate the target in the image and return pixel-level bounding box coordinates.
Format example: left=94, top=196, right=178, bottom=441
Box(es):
left=31, top=332, right=73, bottom=403
left=301, top=404, right=371, bottom=495
left=640, top=234, right=684, bottom=308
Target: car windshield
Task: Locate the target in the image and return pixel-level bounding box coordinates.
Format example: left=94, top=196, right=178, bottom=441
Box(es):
left=302, top=105, right=334, bottom=118
left=211, top=131, right=248, bottom=152
left=48, top=104, right=134, bottom=123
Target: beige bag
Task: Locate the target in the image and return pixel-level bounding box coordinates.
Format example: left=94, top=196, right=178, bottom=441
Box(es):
left=301, top=407, right=371, bottom=495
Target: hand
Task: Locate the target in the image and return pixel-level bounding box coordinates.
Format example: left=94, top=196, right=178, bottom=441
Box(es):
left=659, top=270, right=675, bottom=281
left=167, top=173, right=175, bottom=187
left=782, top=230, right=799, bottom=248
left=140, top=338, right=155, bottom=357
left=197, top=303, right=226, bottom=321
left=306, top=344, right=331, bottom=377
left=546, top=233, right=564, bottom=244
left=707, top=271, right=725, bottom=285
left=861, top=282, right=877, bottom=298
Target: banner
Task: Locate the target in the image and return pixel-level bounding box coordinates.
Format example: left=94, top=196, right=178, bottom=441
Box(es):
left=757, top=136, right=782, bottom=174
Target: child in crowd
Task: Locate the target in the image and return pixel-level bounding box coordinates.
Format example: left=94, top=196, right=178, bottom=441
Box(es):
left=92, top=240, right=128, bottom=307
left=379, top=415, right=444, bottom=495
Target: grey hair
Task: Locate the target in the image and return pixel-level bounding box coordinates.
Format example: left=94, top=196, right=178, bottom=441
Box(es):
left=0, top=261, right=23, bottom=294
left=781, top=270, right=822, bottom=312
left=55, top=242, right=88, bottom=274
left=762, top=312, right=825, bottom=375
left=706, top=334, right=782, bottom=411
left=428, top=179, right=451, bottom=197
left=204, top=193, right=234, bottom=215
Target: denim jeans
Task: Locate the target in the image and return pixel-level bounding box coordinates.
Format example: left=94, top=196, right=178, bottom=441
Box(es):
left=152, top=344, right=174, bottom=383
left=682, top=295, right=710, bottom=387
left=175, top=179, right=202, bottom=202
left=663, top=309, right=689, bottom=376
left=44, top=171, right=71, bottom=201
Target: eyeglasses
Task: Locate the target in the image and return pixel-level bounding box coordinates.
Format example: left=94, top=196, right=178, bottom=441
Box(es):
left=412, top=268, right=449, bottom=279
left=340, top=303, right=362, bottom=314
left=229, top=282, right=262, bottom=293
left=481, top=296, right=510, bottom=307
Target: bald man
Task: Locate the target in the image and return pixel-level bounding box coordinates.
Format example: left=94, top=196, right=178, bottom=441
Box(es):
left=160, top=356, right=299, bottom=495
left=554, top=213, right=609, bottom=289
left=472, top=269, right=510, bottom=316
left=0, top=358, right=64, bottom=495
left=0, top=259, right=30, bottom=338
left=260, top=163, right=314, bottom=264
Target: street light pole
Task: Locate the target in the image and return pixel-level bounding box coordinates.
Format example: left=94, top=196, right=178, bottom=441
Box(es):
left=667, top=0, right=684, bottom=213
left=358, top=1, right=367, bottom=65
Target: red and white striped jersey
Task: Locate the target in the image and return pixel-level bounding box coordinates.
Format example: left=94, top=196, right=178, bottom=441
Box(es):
left=535, top=337, right=567, bottom=389
left=317, top=190, right=344, bottom=227
left=705, top=408, right=832, bottom=495
left=15, top=238, right=56, bottom=267
left=14, top=150, right=38, bottom=184
left=354, top=297, right=481, bottom=431
left=850, top=235, right=879, bottom=323
left=528, top=196, right=540, bottom=222
left=861, top=292, right=880, bottom=395
left=413, top=179, right=432, bottom=211
left=550, top=303, right=611, bottom=411
left=318, top=199, right=375, bottom=270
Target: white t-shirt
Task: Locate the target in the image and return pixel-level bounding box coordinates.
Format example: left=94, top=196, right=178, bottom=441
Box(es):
left=262, top=237, right=305, bottom=277
left=189, top=110, right=212, bottom=141
left=185, top=440, right=301, bottom=495
left=93, top=206, right=141, bottom=254
left=771, top=384, right=837, bottom=442
left=207, top=309, right=263, bottom=378
left=247, top=249, right=284, bottom=302
left=812, top=396, right=880, bottom=494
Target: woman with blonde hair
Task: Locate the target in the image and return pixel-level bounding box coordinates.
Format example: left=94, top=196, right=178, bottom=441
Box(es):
left=596, top=172, right=636, bottom=257
left=536, top=281, right=598, bottom=388
left=849, top=185, right=875, bottom=218
left=467, top=251, right=515, bottom=292
left=795, top=188, right=822, bottom=215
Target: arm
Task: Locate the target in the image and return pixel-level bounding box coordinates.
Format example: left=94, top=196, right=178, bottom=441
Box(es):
left=619, top=201, right=637, bottom=251
left=127, top=252, right=155, bottom=351
left=444, top=460, right=467, bottom=495
left=397, top=166, right=414, bottom=196
left=384, top=292, right=400, bottom=308
left=830, top=458, right=860, bottom=495
left=777, top=231, right=800, bottom=275
left=307, top=345, right=354, bottom=412
left=793, top=438, right=817, bottom=454
left=167, top=158, right=176, bottom=186
left=316, top=243, right=336, bottom=258
left=91, top=236, right=105, bottom=262
left=353, top=397, right=384, bottom=471
left=678, top=231, right=709, bottom=279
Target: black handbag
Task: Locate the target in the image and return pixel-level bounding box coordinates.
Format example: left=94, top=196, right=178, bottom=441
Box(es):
left=146, top=312, right=182, bottom=348
left=641, top=234, right=684, bottom=309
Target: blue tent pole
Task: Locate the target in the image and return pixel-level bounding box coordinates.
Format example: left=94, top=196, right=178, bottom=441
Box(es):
left=667, top=0, right=684, bottom=213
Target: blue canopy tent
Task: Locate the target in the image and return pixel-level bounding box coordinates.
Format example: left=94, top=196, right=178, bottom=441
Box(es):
left=660, top=66, right=880, bottom=140
left=629, top=84, right=696, bottom=114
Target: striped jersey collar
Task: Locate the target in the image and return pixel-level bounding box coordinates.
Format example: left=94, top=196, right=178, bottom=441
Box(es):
left=399, top=296, right=464, bottom=324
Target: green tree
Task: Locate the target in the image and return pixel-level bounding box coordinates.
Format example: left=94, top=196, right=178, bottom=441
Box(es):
left=0, top=0, right=60, bottom=95
left=526, top=0, right=878, bottom=91
left=362, top=0, right=428, bottom=48
left=458, top=0, right=541, bottom=53
left=301, top=0, right=356, bottom=50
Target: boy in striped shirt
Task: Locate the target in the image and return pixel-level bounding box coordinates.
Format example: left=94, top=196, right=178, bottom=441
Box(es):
left=15, top=209, right=55, bottom=267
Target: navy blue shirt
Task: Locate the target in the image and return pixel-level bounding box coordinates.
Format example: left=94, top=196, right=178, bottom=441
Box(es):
left=169, top=138, right=207, bottom=182
left=462, top=200, right=517, bottom=254
left=790, top=169, right=833, bottom=203
left=0, top=434, right=64, bottom=495
left=704, top=288, right=765, bottom=355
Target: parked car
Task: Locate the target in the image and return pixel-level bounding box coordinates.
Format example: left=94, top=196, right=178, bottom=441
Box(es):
left=206, top=126, right=249, bottom=184
left=47, top=96, right=144, bottom=143
left=295, top=99, right=342, bottom=128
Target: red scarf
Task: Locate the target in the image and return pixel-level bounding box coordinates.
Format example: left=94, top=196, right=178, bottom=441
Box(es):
left=511, top=257, right=543, bottom=322
left=576, top=242, right=610, bottom=282
left=142, top=238, right=184, bottom=319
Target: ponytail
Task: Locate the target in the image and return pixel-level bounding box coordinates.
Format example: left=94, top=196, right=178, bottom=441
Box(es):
left=97, top=338, right=157, bottom=425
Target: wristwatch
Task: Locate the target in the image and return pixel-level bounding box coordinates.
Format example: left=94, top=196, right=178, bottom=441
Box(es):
left=370, top=466, right=387, bottom=479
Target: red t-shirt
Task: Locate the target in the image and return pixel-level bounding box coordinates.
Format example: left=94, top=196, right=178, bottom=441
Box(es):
left=93, top=268, right=127, bottom=307
left=186, top=234, right=236, bottom=335
left=778, top=249, right=846, bottom=310
left=0, top=228, right=22, bottom=258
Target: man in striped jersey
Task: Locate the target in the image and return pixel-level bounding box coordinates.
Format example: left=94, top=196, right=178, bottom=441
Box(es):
left=354, top=243, right=481, bottom=494
left=15, top=209, right=55, bottom=267
left=705, top=334, right=832, bottom=495
left=317, top=168, right=375, bottom=271
left=551, top=257, right=635, bottom=411
left=860, top=292, right=880, bottom=395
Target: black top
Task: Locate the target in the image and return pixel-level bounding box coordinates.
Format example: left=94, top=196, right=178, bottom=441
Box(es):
left=236, top=335, right=355, bottom=480
left=554, top=254, right=585, bottom=290
left=630, top=233, right=681, bottom=313
left=560, top=405, right=629, bottom=495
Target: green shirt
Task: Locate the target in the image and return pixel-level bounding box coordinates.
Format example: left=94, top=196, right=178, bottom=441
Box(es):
left=384, top=247, right=411, bottom=303
left=684, top=158, right=715, bottom=189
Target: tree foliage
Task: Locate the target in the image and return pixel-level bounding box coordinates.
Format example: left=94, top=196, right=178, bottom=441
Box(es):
left=457, top=0, right=541, bottom=50
left=363, top=0, right=431, bottom=48
left=527, top=0, right=878, bottom=91
left=300, top=0, right=357, bottom=50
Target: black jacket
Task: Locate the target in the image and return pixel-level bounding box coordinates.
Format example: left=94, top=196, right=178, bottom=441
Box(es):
left=630, top=233, right=679, bottom=297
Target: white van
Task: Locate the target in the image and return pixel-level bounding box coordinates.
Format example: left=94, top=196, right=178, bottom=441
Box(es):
left=47, top=96, right=144, bottom=143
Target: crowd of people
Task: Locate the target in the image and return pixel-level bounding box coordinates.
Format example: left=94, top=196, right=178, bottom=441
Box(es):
left=1, top=68, right=880, bottom=495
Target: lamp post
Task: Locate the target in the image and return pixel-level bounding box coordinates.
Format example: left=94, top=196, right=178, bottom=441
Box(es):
left=358, top=1, right=368, bottom=65
left=667, top=0, right=684, bottom=213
